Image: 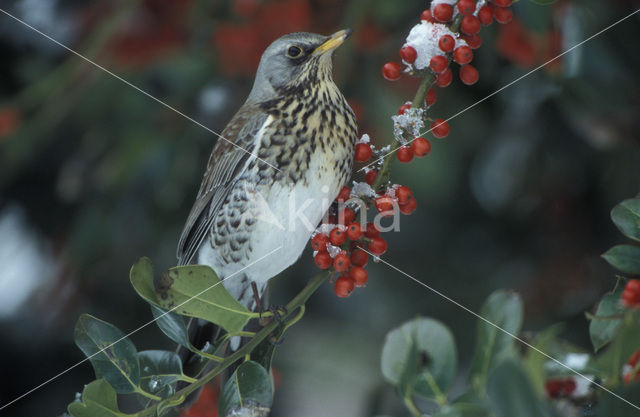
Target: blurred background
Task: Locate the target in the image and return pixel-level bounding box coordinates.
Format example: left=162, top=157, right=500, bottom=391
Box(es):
left=0, top=0, right=639, bottom=415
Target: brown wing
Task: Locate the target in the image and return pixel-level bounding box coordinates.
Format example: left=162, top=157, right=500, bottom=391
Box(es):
left=176, top=105, right=271, bottom=265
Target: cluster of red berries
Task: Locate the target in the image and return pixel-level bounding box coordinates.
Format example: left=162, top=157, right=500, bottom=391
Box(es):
left=382, top=0, right=515, bottom=86
left=312, top=186, right=390, bottom=298
left=623, top=348, right=640, bottom=385
left=621, top=279, right=640, bottom=308
left=544, top=377, right=576, bottom=399
left=374, top=185, right=418, bottom=216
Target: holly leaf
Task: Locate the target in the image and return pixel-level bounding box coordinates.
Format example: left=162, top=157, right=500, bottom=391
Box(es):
left=486, top=360, right=552, bottom=417
left=468, top=291, right=523, bottom=391
left=219, top=361, right=273, bottom=417
left=602, top=245, right=640, bottom=275
left=381, top=318, right=457, bottom=400
left=138, top=350, right=184, bottom=396
left=611, top=198, right=640, bottom=242
left=596, top=319, right=640, bottom=385
left=74, top=314, right=140, bottom=393
left=588, top=282, right=625, bottom=352
left=67, top=379, right=127, bottom=417
left=150, top=304, right=191, bottom=349
left=130, top=258, right=253, bottom=334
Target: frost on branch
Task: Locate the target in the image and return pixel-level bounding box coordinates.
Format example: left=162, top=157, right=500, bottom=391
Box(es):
left=351, top=181, right=377, bottom=199
left=392, top=107, right=424, bottom=143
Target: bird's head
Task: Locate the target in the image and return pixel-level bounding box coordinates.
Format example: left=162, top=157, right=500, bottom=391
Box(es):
left=246, top=29, right=352, bottom=103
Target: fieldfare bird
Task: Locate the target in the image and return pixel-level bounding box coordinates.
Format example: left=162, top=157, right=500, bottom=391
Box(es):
left=176, top=30, right=357, bottom=366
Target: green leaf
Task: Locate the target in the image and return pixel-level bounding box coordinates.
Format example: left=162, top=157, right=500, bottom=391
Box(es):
left=138, top=350, right=183, bottom=396
left=596, top=319, right=640, bottom=385
left=595, top=382, right=640, bottom=416
left=67, top=379, right=127, bottom=417
left=150, top=304, right=191, bottom=349
left=528, top=0, right=557, bottom=4
left=381, top=318, right=457, bottom=400
left=468, top=291, right=523, bottom=391
left=130, top=258, right=253, bottom=334
left=588, top=283, right=625, bottom=352
left=219, top=361, right=273, bottom=417
left=74, top=314, right=140, bottom=393
left=486, top=360, right=551, bottom=417
left=611, top=198, right=640, bottom=242
left=433, top=403, right=490, bottom=417
left=602, top=245, right=640, bottom=275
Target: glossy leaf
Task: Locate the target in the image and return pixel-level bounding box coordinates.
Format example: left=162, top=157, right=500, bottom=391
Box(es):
left=468, top=291, right=523, bottom=390
left=596, top=319, right=640, bottom=384
left=611, top=198, right=640, bottom=242
left=219, top=361, right=273, bottom=417
left=67, top=379, right=126, bottom=417
left=381, top=318, right=457, bottom=400
left=138, top=350, right=183, bottom=396
left=602, top=245, right=640, bottom=275
left=150, top=304, right=191, bottom=349
left=74, top=314, right=140, bottom=393
left=588, top=283, right=625, bottom=352
left=130, top=258, right=253, bottom=334
left=486, top=360, right=551, bottom=417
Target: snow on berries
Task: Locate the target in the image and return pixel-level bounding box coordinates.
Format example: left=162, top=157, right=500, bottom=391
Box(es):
left=402, top=20, right=465, bottom=72
left=623, top=348, right=640, bottom=384
left=392, top=107, right=425, bottom=143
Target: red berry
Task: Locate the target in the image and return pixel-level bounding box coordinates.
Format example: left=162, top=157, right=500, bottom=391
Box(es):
left=382, top=62, right=402, bottom=81
left=457, top=0, right=476, bottom=16
left=337, top=186, right=350, bottom=201
left=435, top=68, right=453, bottom=87
left=461, top=15, right=481, bottom=35
left=430, top=119, right=450, bottom=138
left=397, top=146, right=414, bottom=163
left=398, top=102, right=412, bottom=115
left=349, top=267, right=369, bottom=287
left=438, top=35, right=455, bottom=53
left=627, top=279, right=640, bottom=292
left=333, top=252, right=351, bottom=272
left=311, top=233, right=329, bottom=252
left=429, top=55, right=449, bottom=74
left=399, top=196, right=418, bottom=215
left=493, top=7, right=513, bottom=24
left=462, top=34, right=482, bottom=50
left=368, top=237, right=388, bottom=256
left=453, top=45, right=473, bottom=65
left=399, top=45, right=417, bottom=64
left=333, top=276, right=354, bottom=298
left=395, top=185, right=412, bottom=205
left=354, top=143, right=373, bottom=162
left=314, top=252, right=332, bottom=269
left=365, top=170, right=378, bottom=185
left=338, top=207, right=356, bottom=225
left=375, top=195, right=395, bottom=215
left=478, top=6, right=493, bottom=25
left=459, top=64, right=479, bottom=85
left=432, top=3, right=454, bottom=22
left=622, top=279, right=640, bottom=307
left=492, top=0, right=512, bottom=6
left=329, top=227, right=346, bottom=245
left=412, top=137, right=431, bottom=157
left=425, top=88, right=437, bottom=107
left=421, top=9, right=435, bottom=22
left=365, top=222, right=380, bottom=238
left=351, top=248, right=369, bottom=267
left=346, top=222, right=364, bottom=240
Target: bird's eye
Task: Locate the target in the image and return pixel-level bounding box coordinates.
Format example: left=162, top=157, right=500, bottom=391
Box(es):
left=286, top=45, right=303, bottom=58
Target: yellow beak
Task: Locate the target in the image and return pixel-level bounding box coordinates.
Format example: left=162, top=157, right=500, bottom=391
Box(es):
left=313, top=29, right=352, bottom=55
